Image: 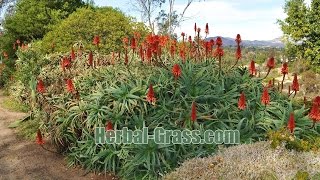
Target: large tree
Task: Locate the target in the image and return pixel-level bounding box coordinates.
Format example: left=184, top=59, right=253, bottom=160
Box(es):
left=278, top=0, right=320, bottom=65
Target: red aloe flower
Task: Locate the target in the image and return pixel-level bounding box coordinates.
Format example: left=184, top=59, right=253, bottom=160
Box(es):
left=61, top=56, right=71, bottom=71
left=281, top=62, right=288, bottom=75
left=16, top=39, right=21, bottom=45
left=66, top=79, right=75, bottom=93
left=235, top=45, right=241, bottom=60
left=194, top=23, right=197, bottom=33
left=287, top=113, right=295, bottom=133
left=146, top=47, right=152, bottom=62
left=181, top=32, right=185, bottom=42
left=124, top=49, right=128, bottom=65
left=235, top=34, right=241, bottom=45
left=170, top=43, right=176, bottom=59
left=139, top=45, right=144, bottom=62
left=314, top=96, right=320, bottom=106
left=36, top=129, right=45, bottom=145
left=309, top=102, right=320, bottom=123
left=93, top=35, right=100, bottom=46
left=266, top=57, right=275, bottom=69
left=122, top=37, right=129, bottom=48
left=191, top=101, right=197, bottom=122
left=292, top=73, right=299, bottom=92
left=105, top=121, right=113, bottom=131
left=146, top=84, right=156, bottom=105
left=216, top=37, right=223, bottom=47
left=88, top=51, right=93, bottom=67
left=36, top=79, right=45, bottom=94
left=71, top=47, right=76, bottom=61
left=261, top=87, right=270, bottom=105
left=188, top=36, right=192, bottom=44
left=238, top=92, right=246, bottom=110
left=214, top=46, right=224, bottom=57
left=197, top=28, right=201, bottom=38
left=205, top=23, right=209, bottom=35
left=179, top=46, right=186, bottom=63
left=131, top=37, right=137, bottom=52
left=172, top=64, right=181, bottom=80
left=249, top=60, right=256, bottom=76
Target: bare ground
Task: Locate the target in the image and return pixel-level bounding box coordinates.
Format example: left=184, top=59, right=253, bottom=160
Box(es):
left=0, top=91, right=115, bottom=180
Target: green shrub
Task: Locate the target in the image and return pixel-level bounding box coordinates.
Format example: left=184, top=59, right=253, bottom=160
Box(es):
left=39, top=7, right=148, bottom=54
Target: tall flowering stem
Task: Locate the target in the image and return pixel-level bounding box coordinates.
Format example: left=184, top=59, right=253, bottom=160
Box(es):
left=281, top=62, right=288, bottom=91
left=230, top=34, right=242, bottom=69
left=263, top=57, right=275, bottom=79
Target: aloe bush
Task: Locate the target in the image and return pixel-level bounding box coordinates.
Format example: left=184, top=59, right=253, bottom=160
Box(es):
left=39, top=60, right=318, bottom=179
left=10, top=27, right=320, bottom=179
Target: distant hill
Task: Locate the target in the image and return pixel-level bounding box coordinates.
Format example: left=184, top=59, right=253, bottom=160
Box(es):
left=206, top=37, right=284, bottom=48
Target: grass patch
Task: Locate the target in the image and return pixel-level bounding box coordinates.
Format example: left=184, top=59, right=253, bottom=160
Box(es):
left=1, top=97, right=29, bottom=112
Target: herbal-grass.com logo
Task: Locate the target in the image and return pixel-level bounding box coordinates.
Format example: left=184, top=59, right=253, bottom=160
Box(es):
left=95, top=127, right=240, bottom=145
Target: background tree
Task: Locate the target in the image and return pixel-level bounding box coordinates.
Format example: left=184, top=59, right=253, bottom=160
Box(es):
left=278, top=0, right=320, bottom=66
left=133, top=0, right=202, bottom=36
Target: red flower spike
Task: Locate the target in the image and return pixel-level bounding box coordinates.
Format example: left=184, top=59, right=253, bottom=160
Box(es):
left=125, top=49, right=128, bottom=65
left=61, top=56, right=71, bottom=71
left=235, top=45, right=241, bottom=60
left=314, top=96, right=320, bottom=106
left=139, top=46, right=144, bottom=62
left=88, top=51, right=93, bottom=67
left=36, top=79, right=45, bottom=94
left=66, top=79, right=75, bottom=93
left=281, top=62, right=288, bottom=75
left=287, top=113, right=295, bottom=133
left=131, top=37, right=137, bottom=51
left=172, top=64, right=182, bottom=80
left=146, top=84, right=156, bottom=105
left=261, top=87, right=270, bottom=105
left=238, top=92, right=246, bottom=110
left=36, top=129, right=45, bottom=145
left=235, top=34, right=241, bottom=45
left=249, top=60, right=256, bottom=76
left=93, top=35, right=100, bottom=46
left=71, top=47, right=76, bottom=61
left=146, top=47, right=152, bottom=62
left=188, top=36, right=192, bottom=43
left=205, top=23, right=209, bottom=35
left=267, top=57, right=275, bottom=69
left=309, top=102, right=320, bottom=123
left=105, top=121, right=113, bottom=131
left=292, top=73, right=299, bottom=92
left=194, top=23, right=197, bottom=33
left=191, top=101, right=197, bottom=122
left=216, top=37, right=223, bottom=47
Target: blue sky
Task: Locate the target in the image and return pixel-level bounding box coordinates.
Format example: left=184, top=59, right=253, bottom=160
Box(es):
left=95, top=0, right=312, bottom=40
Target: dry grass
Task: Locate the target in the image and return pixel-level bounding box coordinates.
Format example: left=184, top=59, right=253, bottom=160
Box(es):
left=164, top=142, right=320, bottom=180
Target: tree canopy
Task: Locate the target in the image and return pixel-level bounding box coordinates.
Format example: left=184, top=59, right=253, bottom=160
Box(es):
left=278, top=0, right=320, bottom=65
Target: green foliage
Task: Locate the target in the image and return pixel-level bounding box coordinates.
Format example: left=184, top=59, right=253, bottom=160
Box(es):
left=29, top=50, right=319, bottom=178
left=0, top=96, right=29, bottom=112
left=268, top=127, right=320, bottom=152
left=39, top=7, right=148, bottom=54
left=295, top=171, right=309, bottom=180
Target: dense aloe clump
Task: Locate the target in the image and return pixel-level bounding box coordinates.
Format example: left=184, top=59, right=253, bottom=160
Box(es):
left=35, top=55, right=318, bottom=179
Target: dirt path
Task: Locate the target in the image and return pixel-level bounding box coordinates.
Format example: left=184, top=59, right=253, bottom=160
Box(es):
left=0, top=92, right=114, bottom=180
